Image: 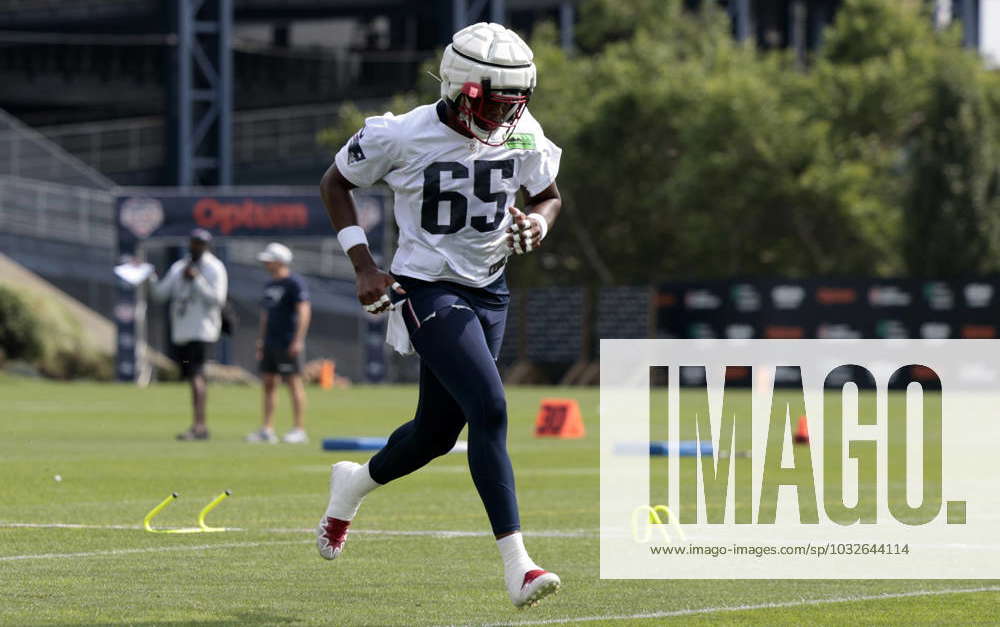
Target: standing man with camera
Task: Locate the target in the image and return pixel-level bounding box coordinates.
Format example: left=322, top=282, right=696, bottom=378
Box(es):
left=150, top=228, right=228, bottom=440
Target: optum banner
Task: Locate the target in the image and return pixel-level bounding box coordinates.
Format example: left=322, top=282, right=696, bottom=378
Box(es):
left=113, top=188, right=389, bottom=384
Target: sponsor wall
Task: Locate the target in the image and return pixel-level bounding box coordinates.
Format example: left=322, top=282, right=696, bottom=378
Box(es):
left=114, top=189, right=389, bottom=383
left=656, top=278, right=1000, bottom=387
left=656, top=279, right=999, bottom=341
left=511, top=281, right=998, bottom=386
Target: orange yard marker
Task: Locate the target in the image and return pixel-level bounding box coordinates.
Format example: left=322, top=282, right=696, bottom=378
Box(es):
left=534, top=399, right=585, bottom=438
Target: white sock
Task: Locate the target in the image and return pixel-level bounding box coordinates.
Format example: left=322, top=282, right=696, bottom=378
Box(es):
left=497, top=532, right=540, bottom=580
left=349, top=461, right=381, bottom=497
left=326, top=462, right=381, bottom=521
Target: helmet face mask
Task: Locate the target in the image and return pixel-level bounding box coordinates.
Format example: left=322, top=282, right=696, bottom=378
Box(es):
left=454, top=80, right=530, bottom=146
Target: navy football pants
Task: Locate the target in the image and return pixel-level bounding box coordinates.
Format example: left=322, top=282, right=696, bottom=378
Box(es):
left=367, top=277, right=519, bottom=536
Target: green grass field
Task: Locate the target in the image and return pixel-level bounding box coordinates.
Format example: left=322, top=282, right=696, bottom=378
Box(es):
left=1, top=375, right=997, bottom=625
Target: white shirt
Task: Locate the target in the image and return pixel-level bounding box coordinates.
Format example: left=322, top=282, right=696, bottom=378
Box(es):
left=334, top=101, right=561, bottom=287
left=150, top=252, right=228, bottom=344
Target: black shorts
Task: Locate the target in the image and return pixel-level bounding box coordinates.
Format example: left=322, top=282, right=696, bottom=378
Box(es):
left=259, top=343, right=304, bottom=376
left=172, top=341, right=210, bottom=379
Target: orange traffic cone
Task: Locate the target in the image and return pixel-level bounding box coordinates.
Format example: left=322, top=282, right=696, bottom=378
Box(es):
left=319, top=360, right=335, bottom=390
left=793, top=415, right=809, bottom=444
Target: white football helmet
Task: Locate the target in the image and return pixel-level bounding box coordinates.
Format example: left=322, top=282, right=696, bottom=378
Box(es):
left=439, top=22, right=536, bottom=145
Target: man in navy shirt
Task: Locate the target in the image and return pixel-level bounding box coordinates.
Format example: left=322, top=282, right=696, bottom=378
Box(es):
left=246, top=242, right=312, bottom=444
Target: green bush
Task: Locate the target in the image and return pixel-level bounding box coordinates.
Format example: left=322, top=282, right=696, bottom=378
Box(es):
left=0, top=285, right=43, bottom=363
left=0, top=285, right=113, bottom=380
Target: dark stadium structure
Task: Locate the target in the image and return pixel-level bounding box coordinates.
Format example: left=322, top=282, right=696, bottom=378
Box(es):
left=0, top=0, right=990, bottom=381
left=0, top=0, right=583, bottom=381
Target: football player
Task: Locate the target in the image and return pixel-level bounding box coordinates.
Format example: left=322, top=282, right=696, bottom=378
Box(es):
left=317, top=22, right=562, bottom=609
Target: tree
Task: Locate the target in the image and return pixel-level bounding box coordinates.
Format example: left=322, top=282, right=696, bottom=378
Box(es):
left=319, top=0, right=1000, bottom=284
left=814, top=0, right=1000, bottom=276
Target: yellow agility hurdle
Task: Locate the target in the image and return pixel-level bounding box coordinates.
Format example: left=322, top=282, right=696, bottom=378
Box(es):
left=631, top=504, right=686, bottom=543
left=143, top=490, right=233, bottom=533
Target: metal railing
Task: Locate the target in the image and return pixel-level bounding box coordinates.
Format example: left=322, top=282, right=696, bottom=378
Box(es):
left=0, top=109, right=114, bottom=190
left=37, top=100, right=382, bottom=176
left=1, top=101, right=372, bottom=279
left=0, top=0, right=151, bottom=13
left=0, top=175, right=116, bottom=247
left=0, top=174, right=357, bottom=280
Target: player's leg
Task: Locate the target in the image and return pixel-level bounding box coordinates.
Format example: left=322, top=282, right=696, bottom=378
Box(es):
left=368, top=360, right=466, bottom=480
left=316, top=360, right=465, bottom=559
left=177, top=342, right=209, bottom=440
left=191, top=373, right=206, bottom=430
left=395, top=302, right=516, bottom=532
left=328, top=282, right=470, bottom=489
left=475, top=305, right=561, bottom=606
left=407, top=302, right=560, bottom=607
left=263, top=374, right=277, bottom=430
left=247, top=349, right=278, bottom=443
left=282, top=373, right=308, bottom=443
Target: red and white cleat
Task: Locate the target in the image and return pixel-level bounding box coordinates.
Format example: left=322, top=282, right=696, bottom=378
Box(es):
left=508, top=568, right=561, bottom=608
left=316, top=516, right=350, bottom=560
left=315, top=461, right=362, bottom=560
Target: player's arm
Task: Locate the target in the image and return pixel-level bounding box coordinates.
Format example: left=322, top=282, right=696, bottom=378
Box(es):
left=149, top=261, right=181, bottom=302
left=190, top=262, right=226, bottom=306
left=507, top=181, right=561, bottom=254
left=319, top=164, right=403, bottom=314
left=256, top=309, right=268, bottom=361
left=290, top=300, right=311, bottom=357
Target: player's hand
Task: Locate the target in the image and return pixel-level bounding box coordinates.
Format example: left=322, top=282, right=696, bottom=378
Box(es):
left=506, top=207, right=542, bottom=255
left=183, top=264, right=197, bottom=280
left=356, top=267, right=405, bottom=314
left=288, top=339, right=304, bottom=358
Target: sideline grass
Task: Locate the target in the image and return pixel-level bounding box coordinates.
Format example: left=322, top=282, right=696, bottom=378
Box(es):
left=1, top=376, right=996, bottom=625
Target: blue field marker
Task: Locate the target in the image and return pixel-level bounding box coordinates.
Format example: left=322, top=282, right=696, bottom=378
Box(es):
left=322, top=437, right=388, bottom=451
left=322, top=437, right=469, bottom=453
left=613, top=441, right=714, bottom=456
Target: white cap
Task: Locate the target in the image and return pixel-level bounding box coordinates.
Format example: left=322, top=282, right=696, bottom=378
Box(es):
left=257, top=242, right=293, bottom=265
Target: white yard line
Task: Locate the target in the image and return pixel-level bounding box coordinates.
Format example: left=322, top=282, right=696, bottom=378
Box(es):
left=0, top=525, right=592, bottom=562
left=420, top=466, right=600, bottom=477
left=479, top=586, right=1000, bottom=626
left=0, top=539, right=308, bottom=562
left=4, top=525, right=998, bottom=623
left=347, top=528, right=593, bottom=538
left=0, top=521, right=596, bottom=539
left=7, top=523, right=1000, bottom=549
left=0, top=522, right=144, bottom=530
left=291, top=465, right=600, bottom=476
left=9, top=523, right=1000, bottom=548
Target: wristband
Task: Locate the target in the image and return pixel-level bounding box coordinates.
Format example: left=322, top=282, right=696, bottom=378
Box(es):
left=527, top=213, right=549, bottom=240
left=337, top=225, right=368, bottom=253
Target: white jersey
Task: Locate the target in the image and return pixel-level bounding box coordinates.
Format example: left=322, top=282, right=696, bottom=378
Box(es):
left=334, top=101, right=561, bottom=287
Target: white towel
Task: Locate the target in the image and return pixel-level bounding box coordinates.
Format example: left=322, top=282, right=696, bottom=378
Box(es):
left=386, top=302, right=415, bottom=355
